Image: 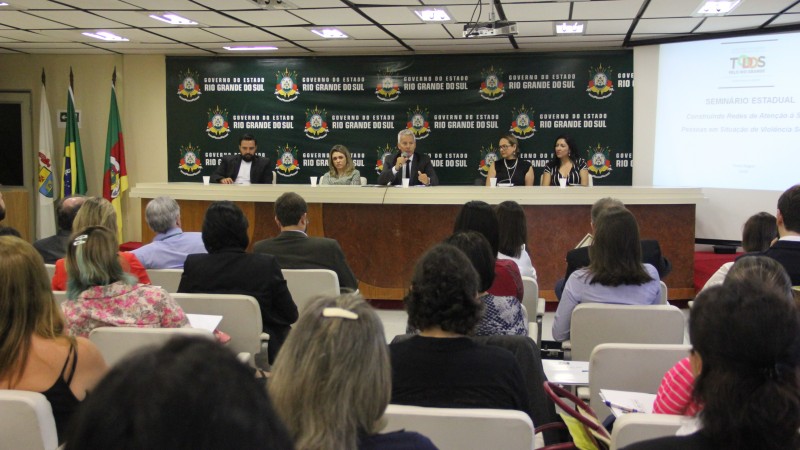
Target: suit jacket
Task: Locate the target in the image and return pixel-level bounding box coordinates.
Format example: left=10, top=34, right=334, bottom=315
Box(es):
left=563, top=239, right=672, bottom=283
left=253, top=231, right=359, bottom=290
left=33, top=229, right=71, bottom=264
left=738, top=239, right=800, bottom=286
left=210, top=154, right=273, bottom=184
left=377, top=151, right=439, bottom=186
left=177, top=248, right=297, bottom=363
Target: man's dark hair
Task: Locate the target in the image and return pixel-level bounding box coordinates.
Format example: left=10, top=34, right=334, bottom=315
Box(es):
left=239, top=133, right=257, bottom=145
left=57, top=195, right=85, bottom=231
left=64, top=337, right=293, bottom=450
left=202, top=201, right=249, bottom=252
left=778, top=184, right=800, bottom=233
left=274, top=192, right=308, bottom=227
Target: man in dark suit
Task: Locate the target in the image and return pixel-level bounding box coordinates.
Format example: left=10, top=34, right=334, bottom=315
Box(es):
left=33, top=195, right=86, bottom=263
left=555, top=197, right=672, bottom=299
left=739, top=184, right=800, bottom=285
left=377, top=129, right=438, bottom=186
left=253, top=192, right=358, bottom=291
left=210, top=133, right=273, bottom=184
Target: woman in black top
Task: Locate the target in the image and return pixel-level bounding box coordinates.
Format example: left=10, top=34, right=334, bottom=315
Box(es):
left=486, top=134, right=534, bottom=187
left=541, top=134, right=589, bottom=186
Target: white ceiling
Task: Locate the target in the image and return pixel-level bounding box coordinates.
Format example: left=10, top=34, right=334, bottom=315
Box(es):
left=0, top=0, right=798, bottom=55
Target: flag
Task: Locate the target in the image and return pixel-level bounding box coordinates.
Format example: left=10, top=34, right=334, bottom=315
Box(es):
left=36, top=71, right=57, bottom=239
left=102, top=69, right=128, bottom=240
left=61, top=71, right=87, bottom=197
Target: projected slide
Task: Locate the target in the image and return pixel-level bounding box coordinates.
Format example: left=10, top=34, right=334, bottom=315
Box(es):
left=653, top=32, right=799, bottom=191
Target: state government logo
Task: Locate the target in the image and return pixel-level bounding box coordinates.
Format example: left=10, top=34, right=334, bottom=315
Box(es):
left=375, top=70, right=400, bottom=102
left=37, top=152, right=54, bottom=198
left=275, top=144, right=300, bottom=177
left=375, top=144, right=393, bottom=174
left=304, top=106, right=329, bottom=140
left=509, top=105, right=536, bottom=139
left=587, top=64, right=614, bottom=100
left=479, top=66, right=505, bottom=101
left=206, top=106, right=230, bottom=139
left=275, top=68, right=300, bottom=102
left=406, top=106, right=430, bottom=139
left=107, top=156, right=121, bottom=198
left=586, top=143, right=613, bottom=179
left=478, top=144, right=499, bottom=178
left=177, top=69, right=202, bottom=102
left=178, top=143, right=203, bottom=176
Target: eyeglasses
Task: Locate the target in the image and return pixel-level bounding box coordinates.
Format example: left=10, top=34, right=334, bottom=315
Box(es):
left=498, top=144, right=513, bottom=150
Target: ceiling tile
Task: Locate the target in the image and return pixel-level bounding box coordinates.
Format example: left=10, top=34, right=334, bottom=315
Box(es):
left=384, top=24, right=454, bottom=39
left=767, top=13, right=800, bottom=25
left=26, top=10, right=128, bottom=28
left=586, top=20, right=635, bottom=35
left=51, top=0, right=138, bottom=9
left=120, top=0, right=208, bottom=10
left=360, top=7, right=421, bottom=25
left=502, top=3, right=572, bottom=21
left=225, top=10, right=309, bottom=26
left=635, top=17, right=703, bottom=33
left=731, top=0, right=797, bottom=15
left=95, top=11, right=245, bottom=27
left=36, top=28, right=176, bottom=44
left=200, top=27, right=276, bottom=41
left=0, top=11, right=69, bottom=29
left=573, top=0, right=646, bottom=20
left=641, top=0, right=701, bottom=18
left=695, top=15, right=773, bottom=32
left=290, top=8, right=372, bottom=26
left=296, top=39, right=403, bottom=48
left=143, top=27, right=230, bottom=42
left=0, top=29, right=58, bottom=42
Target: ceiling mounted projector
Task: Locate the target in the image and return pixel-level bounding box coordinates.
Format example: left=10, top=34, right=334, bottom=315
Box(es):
left=463, top=20, right=518, bottom=38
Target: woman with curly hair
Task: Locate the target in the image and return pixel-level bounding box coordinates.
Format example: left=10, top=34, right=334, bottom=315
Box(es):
left=389, top=243, right=530, bottom=416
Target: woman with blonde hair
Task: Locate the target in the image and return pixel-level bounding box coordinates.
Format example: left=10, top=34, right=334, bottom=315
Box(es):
left=0, top=236, right=107, bottom=442
left=61, top=226, right=187, bottom=337
left=269, top=294, right=436, bottom=450
left=320, top=144, right=362, bottom=185
left=51, top=196, right=149, bottom=290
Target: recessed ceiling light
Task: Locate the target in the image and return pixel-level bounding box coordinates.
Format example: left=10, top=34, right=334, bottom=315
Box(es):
left=310, top=28, right=349, bottom=39
left=0, top=2, right=9, bottom=6
left=554, top=22, right=586, bottom=35
left=149, top=13, right=198, bottom=25
left=223, top=46, right=278, bottom=51
left=693, top=0, right=743, bottom=16
left=82, top=31, right=129, bottom=42
left=411, top=7, right=453, bottom=22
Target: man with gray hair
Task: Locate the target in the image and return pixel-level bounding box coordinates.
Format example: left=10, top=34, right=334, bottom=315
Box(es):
left=554, top=197, right=671, bottom=299
left=33, top=195, right=86, bottom=263
left=132, top=196, right=206, bottom=269
left=377, top=129, right=438, bottom=186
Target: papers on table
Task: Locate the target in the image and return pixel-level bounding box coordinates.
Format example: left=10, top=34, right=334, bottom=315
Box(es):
left=186, top=314, right=223, bottom=333
left=542, top=360, right=589, bottom=385
left=599, top=389, right=656, bottom=417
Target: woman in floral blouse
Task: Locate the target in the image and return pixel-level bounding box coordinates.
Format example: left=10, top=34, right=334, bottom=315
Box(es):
left=62, top=226, right=187, bottom=337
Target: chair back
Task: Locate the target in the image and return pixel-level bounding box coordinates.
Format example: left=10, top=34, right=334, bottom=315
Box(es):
left=589, top=343, right=691, bottom=418
left=610, top=413, right=684, bottom=450
left=145, top=268, right=183, bottom=293
left=52, top=291, right=67, bottom=306
left=44, top=264, right=55, bottom=280
left=658, top=281, right=668, bottom=304
left=383, top=404, right=534, bottom=450
left=172, top=293, right=263, bottom=363
left=570, top=304, right=685, bottom=361
left=281, top=269, right=339, bottom=313
left=88, top=327, right=214, bottom=367
left=521, top=276, right=543, bottom=343
left=0, top=391, right=58, bottom=450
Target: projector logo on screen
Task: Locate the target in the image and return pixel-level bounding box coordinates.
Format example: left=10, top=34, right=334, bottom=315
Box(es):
left=730, top=55, right=765, bottom=70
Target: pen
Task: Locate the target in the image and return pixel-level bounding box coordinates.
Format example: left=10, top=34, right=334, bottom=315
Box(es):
left=603, top=401, right=639, bottom=413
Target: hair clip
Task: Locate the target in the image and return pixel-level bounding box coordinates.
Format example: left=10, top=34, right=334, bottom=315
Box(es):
left=322, top=307, right=358, bottom=320
left=72, top=234, right=89, bottom=246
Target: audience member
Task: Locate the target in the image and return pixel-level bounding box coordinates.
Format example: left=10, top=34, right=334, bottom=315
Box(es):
left=64, top=337, right=293, bottom=450
left=495, top=200, right=537, bottom=279
left=0, top=191, right=5, bottom=221
left=390, top=243, right=531, bottom=417
left=445, top=231, right=527, bottom=336
left=210, top=133, right=273, bottom=184
left=552, top=207, right=661, bottom=341
left=701, top=212, right=777, bottom=291
left=0, top=225, right=21, bottom=237
left=738, top=183, right=800, bottom=285
left=62, top=226, right=187, bottom=337
left=555, top=197, right=671, bottom=299
left=131, top=196, right=206, bottom=269
left=270, top=294, right=436, bottom=450
left=625, top=278, right=800, bottom=450
left=253, top=192, right=358, bottom=291
left=178, top=201, right=297, bottom=364
left=320, top=144, right=362, bottom=185
left=33, top=195, right=86, bottom=264
left=51, top=197, right=150, bottom=290
left=654, top=256, right=792, bottom=417
left=454, top=200, right=523, bottom=301
left=377, top=129, right=438, bottom=186
left=0, top=236, right=107, bottom=442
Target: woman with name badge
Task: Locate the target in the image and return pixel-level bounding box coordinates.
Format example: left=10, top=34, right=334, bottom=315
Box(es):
left=486, top=134, right=534, bottom=187
left=542, top=134, right=589, bottom=187
left=320, top=144, right=362, bottom=185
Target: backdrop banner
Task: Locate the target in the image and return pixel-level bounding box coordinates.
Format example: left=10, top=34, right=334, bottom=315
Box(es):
left=166, top=52, right=633, bottom=185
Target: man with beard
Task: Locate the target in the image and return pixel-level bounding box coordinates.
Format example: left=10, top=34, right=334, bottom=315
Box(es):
left=210, top=133, right=273, bottom=184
